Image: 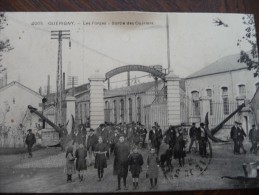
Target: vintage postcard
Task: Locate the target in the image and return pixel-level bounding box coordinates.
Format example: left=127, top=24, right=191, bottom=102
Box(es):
left=0, top=12, right=258, bottom=192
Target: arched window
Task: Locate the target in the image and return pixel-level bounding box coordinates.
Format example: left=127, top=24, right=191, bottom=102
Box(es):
left=120, top=99, right=124, bottom=123
left=222, top=87, right=229, bottom=115
left=206, top=89, right=213, bottom=115
left=128, top=98, right=132, bottom=123
left=113, top=100, right=117, bottom=124
left=105, top=101, right=110, bottom=122
left=238, top=84, right=246, bottom=97
left=137, top=97, right=141, bottom=122
left=191, top=91, right=200, bottom=116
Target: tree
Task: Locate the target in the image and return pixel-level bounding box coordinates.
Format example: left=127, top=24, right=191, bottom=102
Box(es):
left=0, top=12, right=13, bottom=74
left=237, top=14, right=258, bottom=77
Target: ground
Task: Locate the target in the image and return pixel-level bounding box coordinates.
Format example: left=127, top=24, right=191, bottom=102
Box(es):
left=0, top=141, right=258, bottom=193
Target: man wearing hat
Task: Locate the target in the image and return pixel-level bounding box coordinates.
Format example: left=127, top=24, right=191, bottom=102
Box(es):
left=197, top=123, right=208, bottom=157
left=230, top=121, right=241, bottom=154
left=87, top=128, right=98, bottom=166
left=110, top=129, right=120, bottom=155
left=25, top=129, right=36, bottom=158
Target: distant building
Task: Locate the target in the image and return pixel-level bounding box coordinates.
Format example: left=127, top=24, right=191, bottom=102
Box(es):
left=185, top=53, right=259, bottom=138
left=0, top=71, right=7, bottom=88
left=0, top=81, right=43, bottom=148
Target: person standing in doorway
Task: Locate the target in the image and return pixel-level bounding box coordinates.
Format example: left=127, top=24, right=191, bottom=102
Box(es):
left=25, top=129, right=36, bottom=158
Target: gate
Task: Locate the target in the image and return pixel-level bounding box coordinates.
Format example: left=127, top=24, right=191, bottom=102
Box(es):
left=143, top=86, right=168, bottom=131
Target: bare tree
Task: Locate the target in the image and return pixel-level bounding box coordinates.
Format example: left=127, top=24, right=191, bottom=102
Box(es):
left=237, top=14, right=258, bottom=77
left=0, top=12, right=13, bottom=74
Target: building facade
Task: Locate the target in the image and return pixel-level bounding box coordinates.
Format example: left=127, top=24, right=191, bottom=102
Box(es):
left=0, top=81, right=43, bottom=148
left=185, top=53, right=259, bottom=138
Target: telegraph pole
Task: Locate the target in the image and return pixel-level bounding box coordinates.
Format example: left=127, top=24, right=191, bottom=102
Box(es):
left=166, top=14, right=171, bottom=72
left=51, top=30, right=71, bottom=125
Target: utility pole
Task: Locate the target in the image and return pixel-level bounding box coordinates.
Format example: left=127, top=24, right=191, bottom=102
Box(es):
left=51, top=30, right=71, bottom=125
left=166, top=14, right=171, bottom=72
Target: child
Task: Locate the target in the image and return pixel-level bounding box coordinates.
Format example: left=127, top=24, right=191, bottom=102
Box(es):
left=128, top=146, right=144, bottom=189
left=94, top=136, right=108, bottom=181
left=75, top=143, right=88, bottom=182
left=65, top=146, right=76, bottom=183
left=147, top=148, right=159, bottom=189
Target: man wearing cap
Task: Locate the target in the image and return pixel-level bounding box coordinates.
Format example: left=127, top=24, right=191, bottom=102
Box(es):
left=87, top=128, right=98, bottom=166
left=188, top=123, right=198, bottom=153
left=113, top=135, right=130, bottom=191
left=25, top=129, right=36, bottom=158
left=230, top=121, right=240, bottom=154
left=197, top=123, right=208, bottom=157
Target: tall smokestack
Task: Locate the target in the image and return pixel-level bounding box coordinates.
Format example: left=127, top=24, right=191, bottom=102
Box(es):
left=47, top=75, right=50, bottom=97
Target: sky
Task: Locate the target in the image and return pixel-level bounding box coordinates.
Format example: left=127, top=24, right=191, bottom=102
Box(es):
left=0, top=12, right=255, bottom=92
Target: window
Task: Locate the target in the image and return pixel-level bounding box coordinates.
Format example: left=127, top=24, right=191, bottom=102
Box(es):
left=105, top=101, right=110, bottom=122
left=80, top=103, right=82, bottom=120
left=191, top=91, right=200, bottom=116
left=137, top=97, right=141, bottom=123
left=113, top=100, right=117, bottom=124
left=206, top=89, right=213, bottom=115
left=120, top=99, right=124, bottom=123
left=222, top=87, right=229, bottom=115
left=84, top=103, right=87, bottom=123
left=129, top=98, right=132, bottom=123
left=238, top=84, right=246, bottom=97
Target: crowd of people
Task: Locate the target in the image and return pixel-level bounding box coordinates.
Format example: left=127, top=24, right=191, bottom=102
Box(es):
left=24, top=119, right=258, bottom=191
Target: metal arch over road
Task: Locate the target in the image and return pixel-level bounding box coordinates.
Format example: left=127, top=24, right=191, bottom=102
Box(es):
left=105, top=65, right=166, bottom=81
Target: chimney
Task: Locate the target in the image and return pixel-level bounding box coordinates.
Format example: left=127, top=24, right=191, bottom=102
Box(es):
left=47, top=75, right=50, bottom=97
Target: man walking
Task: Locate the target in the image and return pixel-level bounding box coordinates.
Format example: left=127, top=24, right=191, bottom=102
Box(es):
left=113, top=135, right=130, bottom=191
left=249, top=125, right=258, bottom=154
left=25, top=129, right=36, bottom=158
left=237, top=122, right=247, bottom=154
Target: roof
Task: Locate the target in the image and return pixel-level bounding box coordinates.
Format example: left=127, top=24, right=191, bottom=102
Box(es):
left=0, top=81, right=43, bottom=98
left=186, top=53, right=249, bottom=79
left=104, top=80, right=185, bottom=98
left=104, top=81, right=160, bottom=98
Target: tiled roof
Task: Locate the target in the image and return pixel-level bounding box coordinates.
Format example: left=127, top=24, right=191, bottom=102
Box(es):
left=186, top=53, right=249, bottom=79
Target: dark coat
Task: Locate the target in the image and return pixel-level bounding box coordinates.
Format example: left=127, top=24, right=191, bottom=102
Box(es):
left=87, top=134, right=98, bottom=150
left=128, top=152, right=144, bottom=177
left=75, top=147, right=87, bottom=171
left=65, top=152, right=76, bottom=175
left=165, top=129, right=176, bottom=148
left=72, top=130, right=84, bottom=145
left=94, top=143, right=108, bottom=169
left=25, top=133, right=36, bottom=146
left=230, top=125, right=238, bottom=140
left=237, top=127, right=246, bottom=141
left=113, top=142, right=130, bottom=176
left=189, top=126, right=197, bottom=138
left=196, top=127, right=208, bottom=141
left=96, top=128, right=109, bottom=144
left=147, top=153, right=159, bottom=178
left=174, top=134, right=186, bottom=159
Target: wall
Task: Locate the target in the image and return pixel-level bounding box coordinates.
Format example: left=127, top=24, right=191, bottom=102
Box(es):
left=185, top=69, right=258, bottom=133
left=0, top=84, right=42, bottom=148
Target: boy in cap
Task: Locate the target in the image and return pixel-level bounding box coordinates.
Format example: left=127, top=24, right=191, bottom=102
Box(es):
left=25, top=129, right=36, bottom=158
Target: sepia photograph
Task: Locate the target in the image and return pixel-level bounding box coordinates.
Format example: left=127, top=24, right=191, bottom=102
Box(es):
left=0, top=12, right=258, bottom=193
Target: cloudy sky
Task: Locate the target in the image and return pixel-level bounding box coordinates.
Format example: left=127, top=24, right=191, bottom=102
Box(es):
left=0, top=12, right=254, bottom=92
